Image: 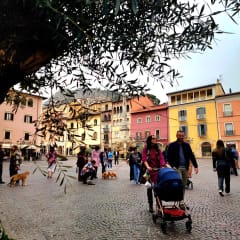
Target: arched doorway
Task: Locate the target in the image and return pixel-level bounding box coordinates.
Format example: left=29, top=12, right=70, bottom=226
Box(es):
left=201, top=142, right=211, bottom=157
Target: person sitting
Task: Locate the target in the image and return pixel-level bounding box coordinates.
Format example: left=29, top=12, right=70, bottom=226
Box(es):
left=81, top=160, right=96, bottom=185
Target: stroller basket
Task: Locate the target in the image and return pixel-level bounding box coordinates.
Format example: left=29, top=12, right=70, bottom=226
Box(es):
left=154, top=168, right=184, bottom=202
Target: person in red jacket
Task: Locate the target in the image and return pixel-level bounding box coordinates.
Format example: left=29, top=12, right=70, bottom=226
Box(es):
left=142, top=135, right=166, bottom=213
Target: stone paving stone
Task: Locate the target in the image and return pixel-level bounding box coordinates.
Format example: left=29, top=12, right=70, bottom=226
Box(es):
left=0, top=158, right=239, bottom=239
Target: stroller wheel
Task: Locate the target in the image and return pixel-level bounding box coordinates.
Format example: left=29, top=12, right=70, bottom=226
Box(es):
left=160, top=221, right=167, bottom=234
left=186, top=220, right=192, bottom=233
left=152, top=213, right=157, bottom=223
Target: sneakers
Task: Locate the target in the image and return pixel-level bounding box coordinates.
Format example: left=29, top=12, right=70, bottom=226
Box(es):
left=219, top=190, right=224, bottom=197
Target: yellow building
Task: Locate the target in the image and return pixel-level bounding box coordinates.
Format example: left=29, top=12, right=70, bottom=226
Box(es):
left=167, top=80, right=225, bottom=158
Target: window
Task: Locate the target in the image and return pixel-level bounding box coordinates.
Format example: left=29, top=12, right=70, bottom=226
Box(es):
left=21, top=98, right=26, bottom=106
left=4, top=131, right=11, bottom=140
left=70, top=123, right=74, bottom=129
left=155, top=115, right=160, bottom=121
left=156, top=130, right=160, bottom=139
left=136, top=132, right=142, bottom=140
left=24, top=133, right=30, bottom=141
left=178, top=110, right=187, bottom=121
left=126, top=105, right=130, bottom=112
left=27, top=98, right=33, bottom=107
left=225, top=123, right=234, bottom=136
left=198, top=124, right=207, bottom=137
left=145, top=131, right=151, bottom=139
left=137, top=118, right=142, bottom=124
left=179, top=126, right=188, bottom=137
left=104, top=134, right=109, bottom=144
left=92, top=132, right=97, bottom=140
left=94, top=119, right=97, bottom=126
left=223, top=104, right=232, bottom=116
left=24, top=115, right=32, bottom=123
left=146, top=116, right=151, bottom=123
left=196, top=107, right=206, bottom=119
left=4, top=112, right=14, bottom=121
left=207, top=89, right=212, bottom=97
left=105, top=104, right=108, bottom=111
left=176, top=95, right=181, bottom=104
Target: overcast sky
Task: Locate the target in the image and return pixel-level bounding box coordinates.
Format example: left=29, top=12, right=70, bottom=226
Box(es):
left=148, top=9, right=240, bottom=103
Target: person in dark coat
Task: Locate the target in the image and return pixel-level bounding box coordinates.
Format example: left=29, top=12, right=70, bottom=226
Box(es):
left=77, top=146, right=87, bottom=182
left=167, top=130, right=198, bottom=198
left=0, top=144, right=5, bottom=184
left=212, top=140, right=232, bottom=196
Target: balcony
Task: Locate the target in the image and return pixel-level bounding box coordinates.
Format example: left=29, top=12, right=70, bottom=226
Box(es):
left=223, top=111, right=233, bottom=117
left=225, top=130, right=235, bottom=136
left=103, top=128, right=110, bottom=133
left=197, top=114, right=205, bottom=120
left=179, top=116, right=186, bottom=122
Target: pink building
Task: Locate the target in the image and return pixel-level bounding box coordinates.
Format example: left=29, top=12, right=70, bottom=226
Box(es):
left=130, top=103, right=168, bottom=149
left=0, top=93, right=45, bottom=159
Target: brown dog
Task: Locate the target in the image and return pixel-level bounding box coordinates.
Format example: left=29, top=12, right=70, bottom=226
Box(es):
left=102, top=171, right=117, bottom=179
left=9, top=171, right=30, bottom=187
left=102, top=171, right=110, bottom=179
left=109, top=171, right=117, bottom=179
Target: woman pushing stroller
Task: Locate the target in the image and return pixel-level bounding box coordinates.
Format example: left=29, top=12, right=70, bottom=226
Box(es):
left=142, top=135, right=166, bottom=213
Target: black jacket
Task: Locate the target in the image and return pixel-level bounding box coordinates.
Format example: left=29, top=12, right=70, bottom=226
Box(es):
left=166, top=140, right=198, bottom=170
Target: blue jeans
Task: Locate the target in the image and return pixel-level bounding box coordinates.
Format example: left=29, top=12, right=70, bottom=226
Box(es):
left=217, top=167, right=230, bottom=192
left=133, top=164, right=140, bottom=184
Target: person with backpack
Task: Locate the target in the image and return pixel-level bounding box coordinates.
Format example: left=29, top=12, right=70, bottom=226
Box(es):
left=129, top=147, right=142, bottom=184
left=142, top=135, right=166, bottom=213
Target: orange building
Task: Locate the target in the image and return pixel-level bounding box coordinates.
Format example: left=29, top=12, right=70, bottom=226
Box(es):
left=215, top=91, right=240, bottom=154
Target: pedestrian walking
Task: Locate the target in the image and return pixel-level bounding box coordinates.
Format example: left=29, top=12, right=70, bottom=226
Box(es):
left=107, top=148, right=113, bottom=169
left=91, top=145, right=101, bottom=178
left=142, top=135, right=166, bottom=213
left=126, top=147, right=134, bottom=181
left=9, top=145, right=23, bottom=183
left=0, top=144, right=6, bottom=184
left=129, top=147, right=142, bottom=184
left=114, top=150, right=119, bottom=165
left=166, top=130, right=198, bottom=199
left=45, top=146, right=57, bottom=179
left=100, top=148, right=108, bottom=173
left=212, top=140, right=232, bottom=196
left=77, top=146, right=88, bottom=182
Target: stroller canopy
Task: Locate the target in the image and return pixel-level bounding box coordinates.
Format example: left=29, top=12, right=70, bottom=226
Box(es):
left=157, top=167, right=181, bottom=184
left=155, top=167, right=184, bottom=202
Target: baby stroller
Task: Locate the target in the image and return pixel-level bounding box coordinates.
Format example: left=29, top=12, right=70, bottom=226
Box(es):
left=152, top=167, right=192, bottom=234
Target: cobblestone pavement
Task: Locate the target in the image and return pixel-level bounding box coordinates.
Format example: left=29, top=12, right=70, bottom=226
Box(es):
left=0, top=158, right=239, bottom=240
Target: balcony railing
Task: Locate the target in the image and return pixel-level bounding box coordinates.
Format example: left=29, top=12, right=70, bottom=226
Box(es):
left=223, top=111, right=233, bottom=117
left=225, top=130, right=235, bottom=136
left=103, top=128, right=109, bottom=133
left=197, top=114, right=205, bottom=120
left=179, top=116, right=186, bottom=122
